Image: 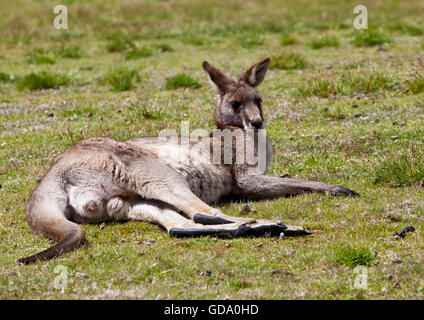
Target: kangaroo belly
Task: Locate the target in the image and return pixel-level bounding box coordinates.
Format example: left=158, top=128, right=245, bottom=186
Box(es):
left=157, top=145, right=233, bottom=204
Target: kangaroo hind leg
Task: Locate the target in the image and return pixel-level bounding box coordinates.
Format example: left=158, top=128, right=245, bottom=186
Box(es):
left=126, top=199, right=309, bottom=238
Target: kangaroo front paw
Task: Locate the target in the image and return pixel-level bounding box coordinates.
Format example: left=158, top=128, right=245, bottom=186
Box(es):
left=327, top=185, right=359, bottom=197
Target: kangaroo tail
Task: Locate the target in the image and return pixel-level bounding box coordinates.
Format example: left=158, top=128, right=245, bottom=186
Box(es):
left=18, top=181, right=86, bottom=264
left=18, top=222, right=85, bottom=264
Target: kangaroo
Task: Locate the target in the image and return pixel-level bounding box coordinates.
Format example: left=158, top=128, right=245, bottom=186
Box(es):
left=18, top=58, right=358, bottom=264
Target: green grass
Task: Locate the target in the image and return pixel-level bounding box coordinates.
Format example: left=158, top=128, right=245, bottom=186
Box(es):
left=25, top=48, right=57, bottom=64
left=406, top=74, right=424, bottom=94
left=280, top=33, right=299, bottom=46
left=389, top=23, right=423, bottom=36
left=352, top=29, right=391, bottom=47
left=269, top=52, right=309, bottom=70
left=54, top=45, right=85, bottom=59
left=297, top=72, right=398, bottom=98
left=105, top=34, right=136, bottom=52
left=334, top=246, right=374, bottom=268
left=310, top=35, right=340, bottom=49
left=0, top=72, right=12, bottom=82
left=103, top=66, right=140, bottom=91
left=1, top=0, right=424, bottom=300
left=372, top=147, right=424, bottom=187
left=16, top=72, right=70, bottom=91
left=165, top=73, right=201, bottom=89
left=125, top=46, right=154, bottom=60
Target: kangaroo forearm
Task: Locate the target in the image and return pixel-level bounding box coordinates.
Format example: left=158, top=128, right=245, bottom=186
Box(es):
left=235, top=175, right=334, bottom=199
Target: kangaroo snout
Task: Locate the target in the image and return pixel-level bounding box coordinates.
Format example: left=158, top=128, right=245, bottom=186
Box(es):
left=250, top=118, right=263, bottom=129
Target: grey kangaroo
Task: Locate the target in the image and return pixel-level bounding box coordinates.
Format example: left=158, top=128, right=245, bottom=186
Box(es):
left=18, top=58, right=358, bottom=264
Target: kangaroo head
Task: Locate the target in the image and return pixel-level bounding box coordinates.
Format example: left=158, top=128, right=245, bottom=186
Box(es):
left=202, top=58, right=270, bottom=130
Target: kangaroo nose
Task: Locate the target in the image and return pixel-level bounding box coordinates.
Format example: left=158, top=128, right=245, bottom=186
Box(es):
left=251, top=119, right=263, bottom=129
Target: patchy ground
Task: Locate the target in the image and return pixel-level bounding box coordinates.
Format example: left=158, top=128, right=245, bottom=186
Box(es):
left=0, top=0, right=424, bottom=299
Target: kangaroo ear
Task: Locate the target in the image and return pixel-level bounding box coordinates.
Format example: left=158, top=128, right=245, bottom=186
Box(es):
left=240, top=58, right=270, bottom=87
left=202, top=61, right=234, bottom=94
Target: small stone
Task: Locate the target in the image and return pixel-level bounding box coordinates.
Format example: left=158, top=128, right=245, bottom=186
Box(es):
left=390, top=135, right=399, bottom=141
left=75, top=272, right=88, bottom=279
left=392, top=258, right=402, bottom=264
left=241, top=204, right=251, bottom=214
left=225, top=243, right=231, bottom=248
left=87, top=112, right=93, bottom=117
left=256, top=243, right=263, bottom=248
left=142, top=239, right=156, bottom=246
left=98, top=223, right=105, bottom=229
left=393, top=282, right=401, bottom=289
left=354, top=112, right=362, bottom=118
left=351, top=104, right=359, bottom=108
left=201, top=270, right=212, bottom=277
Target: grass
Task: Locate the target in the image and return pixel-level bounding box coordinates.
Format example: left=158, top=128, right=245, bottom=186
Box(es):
left=352, top=29, right=391, bottom=47
left=165, top=73, right=201, bottom=89
left=389, top=23, right=423, bottom=36
left=0, top=72, right=12, bottom=82
left=372, top=147, right=424, bottom=187
left=125, top=47, right=154, bottom=60
left=16, top=72, right=70, bottom=91
left=269, top=52, right=309, bottom=70
left=1, top=0, right=424, bottom=300
left=55, top=45, right=85, bottom=59
left=106, top=34, right=136, bottom=52
left=310, top=35, right=340, bottom=49
left=296, top=72, right=398, bottom=98
left=406, top=74, right=424, bottom=94
left=280, top=33, right=299, bottom=46
left=25, top=48, right=57, bottom=64
left=334, top=246, right=374, bottom=268
left=103, top=66, right=140, bottom=91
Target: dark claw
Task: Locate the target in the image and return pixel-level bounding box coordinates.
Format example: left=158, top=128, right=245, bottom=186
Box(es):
left=236, top=223, right=287, bottom=237
left=193, top=214, right=233, bottom=225
left=329, top=186, right=360, bottom=197
left=283, top=228, right=313, bottom=236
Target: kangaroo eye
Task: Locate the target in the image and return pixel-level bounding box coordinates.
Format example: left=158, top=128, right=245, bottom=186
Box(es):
left=230, top=101, right=241, bottom=110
